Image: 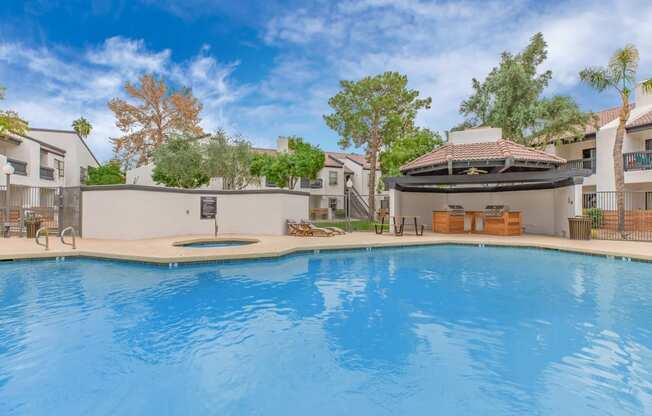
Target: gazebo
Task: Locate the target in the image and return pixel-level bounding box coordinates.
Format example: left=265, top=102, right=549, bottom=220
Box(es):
left=384, top=127, right=591, bottom=237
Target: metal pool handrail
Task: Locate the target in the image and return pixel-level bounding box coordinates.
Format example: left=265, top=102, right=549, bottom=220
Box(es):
left=35, top=227, right=49, bottom=251
left=60, top=226, right=77, bottom=249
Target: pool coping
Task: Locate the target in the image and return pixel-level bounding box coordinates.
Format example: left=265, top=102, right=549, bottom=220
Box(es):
left=2, top=235, right=651, bottom=265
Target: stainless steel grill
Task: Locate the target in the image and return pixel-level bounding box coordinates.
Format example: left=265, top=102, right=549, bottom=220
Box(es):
left=447, top=205, right=465, bottom=216
left=484, top=205, right=508, bottom=218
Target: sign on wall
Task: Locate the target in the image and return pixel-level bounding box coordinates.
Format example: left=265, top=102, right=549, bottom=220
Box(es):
left=200, top=196, right=217, bottom=219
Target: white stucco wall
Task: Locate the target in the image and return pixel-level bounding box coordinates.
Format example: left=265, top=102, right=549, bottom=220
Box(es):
left=28, top=129, right=99, bottom=186
left=81, top=186, right=309, bottom=240
left=391, top=184, right=582, bottom=237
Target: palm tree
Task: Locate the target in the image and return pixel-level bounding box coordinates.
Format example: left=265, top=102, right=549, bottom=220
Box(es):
left=579, top=45, right=652, bottom=237
left=72, top=117, right=92, bottom=139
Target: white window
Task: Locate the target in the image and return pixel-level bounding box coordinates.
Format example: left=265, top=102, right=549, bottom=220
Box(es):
left=329, top=171, right=338, bottom=185
left=56, top=159, right=65, bottom=178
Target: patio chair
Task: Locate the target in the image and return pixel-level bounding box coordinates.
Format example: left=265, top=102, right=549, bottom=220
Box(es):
left=374, top=214, right=388, bottom=235
left=1, top=209, right=22, bottom=237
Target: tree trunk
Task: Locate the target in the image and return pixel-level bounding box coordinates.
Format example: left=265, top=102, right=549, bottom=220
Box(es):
left=367, top=129, right=379, bottom=221
left=614, top=94, right=630, bottom=237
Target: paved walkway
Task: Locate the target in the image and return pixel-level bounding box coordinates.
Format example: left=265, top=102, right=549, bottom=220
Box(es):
left=1, top=232, right=652, bottom=264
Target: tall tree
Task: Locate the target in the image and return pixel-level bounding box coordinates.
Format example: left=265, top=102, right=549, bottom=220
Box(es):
left=85, top=161, right=125, bottom=185
left=204, top=130, right=257, bottom=190
left=250, top=137, right=325, bottom=189
left=324, top=72, right=431, bottom=219
left=72, top=117, right=92, bottom=139
left=0, top=85, right=28, bottom=136
left=379, top=128, right=442, bottom=178
left=151, top=135, right=210, bottom=189
left=580, top=45, right=652, bottom=236
left=109, top=74, right=203, bottom=169
left=459, top=33, right=591, bottom=145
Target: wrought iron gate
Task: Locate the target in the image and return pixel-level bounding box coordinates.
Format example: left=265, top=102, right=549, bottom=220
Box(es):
left=0, top=186, right=82, bottom=237
left=583, top=191, right=652, bottom=241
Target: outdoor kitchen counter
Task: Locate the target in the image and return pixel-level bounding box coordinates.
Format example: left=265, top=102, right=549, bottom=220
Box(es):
left=484, top=211, right=522, bottom=236
left=432, top=210, right=465, bottom=233
left=433, top=210, right=522, bottom=235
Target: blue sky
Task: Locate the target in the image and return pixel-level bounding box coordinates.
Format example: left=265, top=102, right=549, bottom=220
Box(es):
left=1, top=0, right=651, bottom=161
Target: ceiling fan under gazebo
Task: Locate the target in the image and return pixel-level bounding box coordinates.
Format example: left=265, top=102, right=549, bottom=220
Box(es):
left=462, top=167, right=488, bottom=175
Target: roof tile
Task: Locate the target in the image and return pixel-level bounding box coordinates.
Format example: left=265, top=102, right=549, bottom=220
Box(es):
left=401, top=139, right=566, bottom=173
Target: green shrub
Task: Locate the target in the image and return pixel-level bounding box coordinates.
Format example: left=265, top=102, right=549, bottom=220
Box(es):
left=584, top=208, right=603, bottom=229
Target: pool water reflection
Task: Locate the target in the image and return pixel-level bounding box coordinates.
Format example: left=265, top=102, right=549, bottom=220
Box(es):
left=1, top=246, right=651, bottom=415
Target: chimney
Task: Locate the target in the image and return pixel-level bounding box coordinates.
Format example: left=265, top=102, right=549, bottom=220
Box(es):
left=276, top=136, right=289, bottom=153
left=635, top=80, right=652, bottom=108
left=449, top=127, right=502, bottom=145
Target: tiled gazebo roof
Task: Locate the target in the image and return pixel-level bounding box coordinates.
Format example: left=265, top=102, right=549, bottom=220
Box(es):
left=401, top=139, right=566, bottom=174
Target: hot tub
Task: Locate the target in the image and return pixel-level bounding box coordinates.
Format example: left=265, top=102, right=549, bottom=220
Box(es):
left=174, top=239, right=258, bottom=248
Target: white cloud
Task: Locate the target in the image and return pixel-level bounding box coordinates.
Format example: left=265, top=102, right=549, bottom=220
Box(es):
left=0, top=37, right=245, bottom=160
left=260, top=0, right=652, bottom=137
left=3, top=0, right=652, bottom=160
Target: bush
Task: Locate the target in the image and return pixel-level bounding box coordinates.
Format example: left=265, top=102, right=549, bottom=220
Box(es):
left=85, top=161, right=125, bottom=185
left=584, top=208, right=603, bottom=229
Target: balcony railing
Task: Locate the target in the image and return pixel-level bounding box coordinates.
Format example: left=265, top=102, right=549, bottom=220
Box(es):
left=7, top=158, right=27, bottom=176
left=624, top=151, right=652, bottom=171
left=40, top=166, right=55, bottom=181
left=563, top=157, right=596, bottom=174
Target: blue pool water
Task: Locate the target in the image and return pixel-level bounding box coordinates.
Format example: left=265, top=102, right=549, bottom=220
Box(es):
left=178, top=240, right=255, bottom=248
left=1, top=246, right=652, bottom=415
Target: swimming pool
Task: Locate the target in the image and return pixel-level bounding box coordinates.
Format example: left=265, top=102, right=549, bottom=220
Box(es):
left=1, top=245, right=651, bottom=415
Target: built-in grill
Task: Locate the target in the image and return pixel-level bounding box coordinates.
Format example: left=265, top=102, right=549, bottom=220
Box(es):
left=484, top=205, right=508, bottom=218
left=447, top=205, right=465, bottom=216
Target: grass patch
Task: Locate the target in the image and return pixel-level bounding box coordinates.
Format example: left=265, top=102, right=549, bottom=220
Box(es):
left=314, top=219, right=389, bottom=232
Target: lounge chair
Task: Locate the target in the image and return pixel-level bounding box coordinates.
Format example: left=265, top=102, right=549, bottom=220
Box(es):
left=287, top=220, right=335, bottom=237
left=287, top=220, right=308, bottom=236
left=301, top=220, right=345, bottom=235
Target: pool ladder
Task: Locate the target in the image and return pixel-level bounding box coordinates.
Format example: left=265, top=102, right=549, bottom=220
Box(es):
left=35, top=227, right=49, bottom=251
left=35, top=226, right=77, bottom=251
left=60, top=227, right=77, bottom=250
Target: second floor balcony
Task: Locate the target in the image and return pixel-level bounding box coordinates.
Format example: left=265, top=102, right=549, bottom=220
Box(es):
left=7, top=159, right=28, bottom=176
left=563, top=157, right=596, bottom=174
left=624, top=151, right=652, bottom=171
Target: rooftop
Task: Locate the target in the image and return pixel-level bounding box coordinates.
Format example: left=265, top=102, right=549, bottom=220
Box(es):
left=401, top=139, right=566, bottom=174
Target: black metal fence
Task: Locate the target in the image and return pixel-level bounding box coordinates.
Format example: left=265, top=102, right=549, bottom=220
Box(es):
left=0, top=185, right=81, bottom=237
left=582, top=191, right=652, bottom=241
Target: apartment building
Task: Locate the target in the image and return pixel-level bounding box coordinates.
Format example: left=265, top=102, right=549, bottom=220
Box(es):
left=546, top=81, right=652, bottom=209
left=1, top=127, right=99, bottom=202
left=126, top=136, right=388, bottom=219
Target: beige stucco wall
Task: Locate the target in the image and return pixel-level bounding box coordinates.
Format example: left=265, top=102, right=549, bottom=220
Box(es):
left=217, top=192, right=309, bottom=235
left=391, top=184, right=582, bottom=237
left=82, top=187, right=309, bottom=240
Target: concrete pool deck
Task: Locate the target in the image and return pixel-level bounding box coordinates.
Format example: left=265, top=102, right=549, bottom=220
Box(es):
left=1, top=232, right=652, bottom=264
